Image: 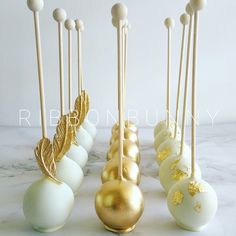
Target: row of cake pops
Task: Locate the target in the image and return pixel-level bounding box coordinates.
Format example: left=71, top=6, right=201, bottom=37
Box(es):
left=94, top=4, right=144, bottom=233
left=23, top=0, right=96, bottom=232
left=153, top=0, right=217, bottom=232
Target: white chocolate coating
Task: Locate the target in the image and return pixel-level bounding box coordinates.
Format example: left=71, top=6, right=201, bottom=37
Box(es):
left=53, top=8, right=67, bottom=22
left=56, top=155, right=84, bottom=195
left=154, top=119, right=176, bottom=137
left=75, top=19, right=84, bottom=31
left=76, top=126, right=93, bottom=152
left=27, top=0, right=44, bottom=12
left=154, top=126, right=181, bottom=151
left=167, top=176, right=217, bottom=231
left=186, top=3, right=194, bottom=15
left=111, top=3, right=128, bottom=20
left=64, top=19, right=75, bottom=30
left=190, top=0, right=207, bottom=11
left=82, top=118, right=97, bottom=140
left=180, top=13, right=189, bottom=25
left=164, top=17, right=175, bottom=29
left=23, top=177, right=74, bottom=232
left=156, top=138, right=191, bottom=166
left=159, top=153, right=202, bottom=192
left=66, top=144, right=88, bottom=168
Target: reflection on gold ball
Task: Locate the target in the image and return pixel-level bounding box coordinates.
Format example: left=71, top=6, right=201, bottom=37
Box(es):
left=101, top=158, right=140, bottom=185
left=95, top=180, right=144, bottom=233
left=112, top=120, right=138, bottom=134
left=107, top=139, right=140, bottom=164
left=110, top=128, right=139, bottom=146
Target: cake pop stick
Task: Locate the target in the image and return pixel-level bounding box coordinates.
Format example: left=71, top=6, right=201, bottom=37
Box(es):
left=53, top=9, right=67, bottom=117
left=65, top=19, right=75, bottom=112
left=180, top=5, right=194, bottom=155
left=165, top=18, right=175, bottom=129
left=174, top=14, right=189, bottom=138
left=75, top=19, right=84, bottom=96
left=27, top=0, right=46, bottom=138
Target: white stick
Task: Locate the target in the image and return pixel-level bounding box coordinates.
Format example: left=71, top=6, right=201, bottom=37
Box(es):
left=180, top=6, right=193, bottom=155
left=65, top=19, right=75, bottom=112
left=164, top=18, right=175, bottom=128
left=75, top=20, right=84, bottom=96
left=27, top=0, right=47, bottom=138
left=53, top=9, right=67, bottom=116
left=174, top=14, right=189, bottom=138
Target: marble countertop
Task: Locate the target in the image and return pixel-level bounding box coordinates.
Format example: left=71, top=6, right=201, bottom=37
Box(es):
left=0, top=124, right=235, bottom=236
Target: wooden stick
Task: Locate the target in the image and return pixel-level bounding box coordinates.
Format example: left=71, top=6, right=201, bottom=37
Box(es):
left=65, top=19, right=75, bottom=112
left=27, top=0, right=47, bottom=138
left=164, top=18, right=175, bottom=128
left=53, top=9, right=67, bottom=117
left=174, top=14, right=188, bottom=138
left=180, top=8, right=193, bottom=155
left=75, top=20, right=84, bottom=96
left=111, top=3, right=128, bottom=180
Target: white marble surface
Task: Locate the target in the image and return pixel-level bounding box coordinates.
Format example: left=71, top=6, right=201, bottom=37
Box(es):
left=0, top=124, right=235, bottom=236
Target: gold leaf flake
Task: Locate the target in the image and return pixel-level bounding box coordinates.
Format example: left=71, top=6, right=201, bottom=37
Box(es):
left=171, top=168, right=188, bottom=181
left=172, top=191, right=184, bottom=206
left=170, top=159, right=180, bottom=170
left=194, top=202, right=202, bottom=213
left=158, top=148, right=171, bottom=161
left=53, top=115, right=73, bottom=161
left=188, top=181, right=206, bottom=197
left=34, top=138, right=59, bottom=183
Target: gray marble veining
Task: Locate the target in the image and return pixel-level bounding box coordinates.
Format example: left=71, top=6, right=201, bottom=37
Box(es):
left=0, top=124, right=235, bottom=235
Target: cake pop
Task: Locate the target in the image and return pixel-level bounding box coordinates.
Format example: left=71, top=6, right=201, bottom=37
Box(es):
left=167, top=1, right=217, bottom=231
left=154, top=18, right=181, bottom=151
left=53, top=10, right=88, bottom=169
left=64, top=19, right=93, bottom=152
left=95, top=4, right=144, bottom=232
left=75, top=19, right=97, bottom=140
left=156, top=13, right=190, bottom=165
left=23, top=1, right=74, bottom=232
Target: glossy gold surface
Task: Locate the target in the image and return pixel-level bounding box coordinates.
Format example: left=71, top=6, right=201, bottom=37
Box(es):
left=110, top=128, right=139, bottom=146
left=95, top=180, right=144, bottom=233
left=112, top=120, right=138, bottom=134
left=101, top=158, right=140, bottom=185
left=107, top=139, right=140, bottom=164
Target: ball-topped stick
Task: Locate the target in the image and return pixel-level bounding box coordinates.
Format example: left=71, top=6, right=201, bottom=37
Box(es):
left=164, top=17, right=175, bottom=129
left=53, top=8, right=67, bottom=117
left=75, top=19, right=84, bottom=96
left=65, top=19, right=75, bottom=112
left=190, top=0, right=207, bottom=177
left=27, top=0, right=47, bottom=138
left=173, top=14, right=189, bottom=139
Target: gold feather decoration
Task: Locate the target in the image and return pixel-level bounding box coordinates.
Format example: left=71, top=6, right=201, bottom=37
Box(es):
left=53, top=115, right=73, bottom=162
left=68, top=111, right=79, bottom=145
left=82, top=90, right=90, bottom=115
left=34, top=137, right=60, bottom=183
left=74, top=95, right=86, bottom=127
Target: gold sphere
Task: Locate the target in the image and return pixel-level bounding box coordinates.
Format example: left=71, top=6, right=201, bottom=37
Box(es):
left=107, top=139, right=140, bottom=164
left=112, top=120, right=138, bottom=134
left=95, top=180, right=144, bottom=233
left=101, top=157, right=141, bottom=185
left=110, top=128, right=139, bottom=146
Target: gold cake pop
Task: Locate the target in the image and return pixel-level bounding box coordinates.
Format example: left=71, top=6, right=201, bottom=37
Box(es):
left=95, top=4, right=144, bottom=232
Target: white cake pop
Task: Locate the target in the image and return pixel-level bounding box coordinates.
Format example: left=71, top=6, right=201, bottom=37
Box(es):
left=154, top=18, right=181, bottom=139
left=27, top=0, right=44, bottom=12
left=23, top=177, right=74, bottom=232
left=159, top=153, right=201, bottom=192
left=167, top=1, right=217, bottom=231
left=167, top=176, right=217, bottom=231
left=111, top=3, right=128, bottom=20
left=53, top=8, right=67, bottom=22
left=156, top=13, right=189, bottom=164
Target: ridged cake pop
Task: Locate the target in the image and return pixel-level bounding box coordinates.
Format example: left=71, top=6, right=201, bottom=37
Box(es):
left=167, top=0, right=217, bottom=231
